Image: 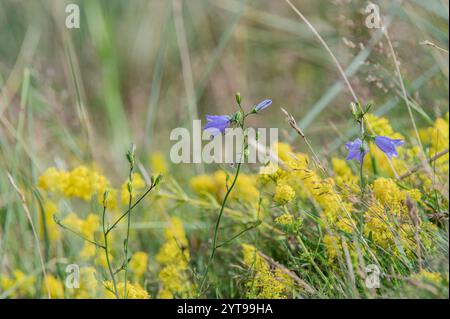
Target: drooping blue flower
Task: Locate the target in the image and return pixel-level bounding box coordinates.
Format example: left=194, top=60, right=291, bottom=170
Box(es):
left=374, top=136, right=404, bottom=159
left=253, top=99, right=272, bottom=112
left=204, top=114, right=231, bottom=135
left=345, top=138, right=368, bottom=164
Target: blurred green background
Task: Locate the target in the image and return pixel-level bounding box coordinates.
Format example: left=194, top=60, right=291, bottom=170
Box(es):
left=0, top=0, right=448, bottom=181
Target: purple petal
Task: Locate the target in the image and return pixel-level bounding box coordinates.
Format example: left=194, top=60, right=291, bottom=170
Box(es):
left=374, top=136, right=403, bottom=159
left=204, top=114, right=231, bottom=135
left=345, top=138, right=367, bottom=164
left=345, top=138, right=362, bottom=150
left=254, top=99, right=272, bottom=112
left=206, top=115, right=230, bottom=123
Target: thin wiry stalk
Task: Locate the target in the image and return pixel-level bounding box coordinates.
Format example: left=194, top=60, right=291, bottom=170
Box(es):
left=102, top=193, right=119, bottom=299
left=123, top=154, right=135, bottom=298
left=285, top=0, right=359, bottom=103
left=198, top=159, right=243, bottom=295
left=7, top=173, right=51, bottom=299
left=382, top=25, right=431, bottom=178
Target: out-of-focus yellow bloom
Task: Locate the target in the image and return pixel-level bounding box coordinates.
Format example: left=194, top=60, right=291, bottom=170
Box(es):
left=364, top=177, right=431, bottom=255
left=39, top=200, right=61, bottom=241
left=190, top=170, right=259, bottom=204
left=150, top=151, right=168, bottom=175
left=70, top=267, right=98, bottom=299
left=241, top=244, right=293, bottom=298
left=38, top=167, right=68, bottom=193
left=419, top=113, right=449, bottom=174
left=274, top=142, right=294, bottom=163
left=332, top=158, right=360, bottom=194
left=62, top=213, right=99, bottom=239
left=38, top=166, right=109, bottom=201
left=104, top=281, right=149, bottom=299
left=130, top=251, right=148, bottom=280
left=80, top=243, right=96, bottom=260
left=412, top=270, right=443, bottom=284
left=156, top=217, right=194, bottom=298
left=97, top=188, right=118, bottom=211
left=190, top=174, right=216, bottom=195
left=289, top=159, right=356, bottom=233
left=44, top=275, right=64, bottom=299
left=323, top=234, right=341, bottom=261
left=0, top=270, right=36, bottom=298
left=258, top=162, right=280, bottom=183
left=95, top=251, right=113, bottom=269
left=273, top=183, right=295, bottom=205
left=274, top=213, right=294, bottom=226
left=121, top=173, right=146, bottom=204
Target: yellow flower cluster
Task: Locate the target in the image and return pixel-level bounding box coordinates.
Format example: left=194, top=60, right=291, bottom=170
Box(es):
left=43, top=275, right=65, bottom=298
left=156, top=217, right=194, bottom=298
left=364, top=177, right=435, bottom=254
left=332, top=158, right=360, bottom=195
left=129, top=251, right=149, bottom=281
left=39, top=200, right=61, bottom=241
left=150, top=151, right=168, bottom=175
left=419, top=113, right=449, bottom=177
left=104, top=281, right=150, bottom=299
left=67, top=267, right=99, bottom=299
left=38, top=166, right=109, bottom=201
left=272, top=143, right=356, bottom=233
left=273, top=184, right=295, bottom=205
left=62, top=212, right=100, bottom=239
left=323, top=234, right=341, bottom=261
left=412, top=270, right=443, bottom=284
left=274, top=212, right=294, bottom=226
left=241, top=244, right=293, bottom=298
left=0, top=270, right=36, bottom=298
left=61, top=212, right=113, bottom=267
left=190, top=171, right=259, bottom=204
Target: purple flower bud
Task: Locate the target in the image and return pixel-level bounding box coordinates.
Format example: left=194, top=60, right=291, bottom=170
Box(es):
left=345, top=138, right=368, bottom=164
left=254, top=99, right=272, bottom=112
left=374, top=136, right=404, bottom=159
left=204, top=115, right=231, bottom=135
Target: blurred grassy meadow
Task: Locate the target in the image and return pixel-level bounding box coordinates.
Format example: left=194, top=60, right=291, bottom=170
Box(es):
left=0, top=0, right=448, bottom=299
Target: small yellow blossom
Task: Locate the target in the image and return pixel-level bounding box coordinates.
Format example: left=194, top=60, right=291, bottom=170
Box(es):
left=104, top=281, right=149, bottom=299
left=241, top=244, right=293, bottom=298
left=39, top=200, right=61, bottom=241
left=44, top=275, right=64, bottom=299
left=130, top=251, right=148, bottom=279
left=273, top=184, right=295, bottom=205
left=190, top=174, right=216, bottom=195
left=0, top=270, right=36, bottom=298
left=156, top=217, right=194, bottom=298
left=274, top=213, right=294, bottom=226
left=150, top=151, right=168, bottom=175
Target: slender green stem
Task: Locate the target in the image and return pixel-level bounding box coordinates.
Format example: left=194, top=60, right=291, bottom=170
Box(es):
left=54, top=218, right=105, bottom=249
left=198, top=160, right=243, bottom=294
left=105, top=183, right=157, bottom=235
left=198, top=114, right=247, bottom=294
left=123, top=164, right=134, bottom=298
left=215, top=222, right=260, bottom=249
left=102, top=197, right=119, bottom=299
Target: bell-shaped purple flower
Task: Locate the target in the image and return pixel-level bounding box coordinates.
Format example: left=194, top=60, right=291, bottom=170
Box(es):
left=374, top=136, right=404, bottom=159
left=345, top=138, right=368, bottom=164
left=253, top=99, right=272, bottom=112
left=204, top=115, right=231, bottom=135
